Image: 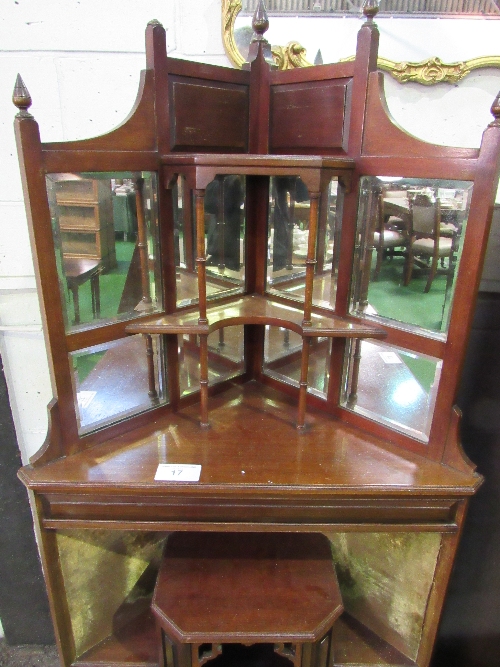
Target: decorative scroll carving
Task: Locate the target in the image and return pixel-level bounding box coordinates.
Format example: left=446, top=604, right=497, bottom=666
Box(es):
left=383, top=56, right=470, bottom=85
left=222, top=1, right=500, bottom=81
left=272, top=42, right=311, bottom=70
left=274, top=642, right=297, bottom=663
left=381, top=55, right=500, bottom=85
left=197, top=643, right=223, bottom=667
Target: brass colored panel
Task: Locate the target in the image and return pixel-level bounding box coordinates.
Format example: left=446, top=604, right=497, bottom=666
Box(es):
left=57, top=530, right=165, bottom=658
left=329, top=532, right=441, bottom=661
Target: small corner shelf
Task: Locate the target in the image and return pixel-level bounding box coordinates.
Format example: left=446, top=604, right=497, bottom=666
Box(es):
left=130, top=150, right=373, bottom=430
left=126, top=294, right=385, bottom=428
left=125, top=294, right=386, bottom=339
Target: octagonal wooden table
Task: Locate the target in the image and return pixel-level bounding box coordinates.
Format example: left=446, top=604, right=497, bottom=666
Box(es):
left=152, top=532, right=344, bottom=667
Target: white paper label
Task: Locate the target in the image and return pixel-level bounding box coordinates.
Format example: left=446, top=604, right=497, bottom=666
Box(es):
left=154, top=464, right=201, bottom=482
left=379, top=351, right=402, bottom=364
left=77, top=391, right=96, bottom=408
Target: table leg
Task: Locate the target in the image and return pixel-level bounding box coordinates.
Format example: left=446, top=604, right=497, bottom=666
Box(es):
left=90, top=272, right=101, bottom=319
left=69, top=283, right=80, bottom=325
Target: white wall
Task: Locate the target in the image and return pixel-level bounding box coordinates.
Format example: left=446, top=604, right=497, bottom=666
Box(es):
left=0, top=0, right=499, bottom=461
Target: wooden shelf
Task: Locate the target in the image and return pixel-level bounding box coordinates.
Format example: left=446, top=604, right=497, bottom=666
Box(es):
left=20, top=383, right=479, bottom=506
left=126, top=295, right=386, bottom=339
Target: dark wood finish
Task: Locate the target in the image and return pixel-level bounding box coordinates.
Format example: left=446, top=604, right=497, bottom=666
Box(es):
left=152, top=532, right=343, bottom=643
left=13, top=7, right=500, bottom=667
left=169, top=76, right=249, bottom=153
left=19, top=383, right=480, bottom=508
left=125, top=294, right=386, bottom=338
left=270, top=80, right=348, bottom=154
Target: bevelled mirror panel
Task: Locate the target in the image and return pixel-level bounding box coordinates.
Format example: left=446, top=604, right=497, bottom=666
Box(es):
left=174, top=175, right=246, bottom=308
left=70, top=334, right=167, bottom=435
left=350, top=177, right=473, bottom=335
left=46, top=172, right=162, bottom=331
left=178, top=326, right=245, bottom=397
left=263, top=325, right=330, bottom=399
left=342, top=339, right=441, bottom=442
left=267, top=177, right=339, bottom=309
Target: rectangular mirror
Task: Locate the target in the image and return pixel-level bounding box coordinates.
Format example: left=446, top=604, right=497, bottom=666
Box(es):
left=46, top=172, right=162, bottom=331
left=174, top=175, right=246, bottom=308
left=178, top=325, right=245, bottom=397
left=263, top=325, right=330, bottom=399
left=342, top=339, right=441, bottom=442
left=350, top=176, right=473, bottom=335
left=70, top=334, right=166, bottom=434
left=266, top=177, right=340, bottom=309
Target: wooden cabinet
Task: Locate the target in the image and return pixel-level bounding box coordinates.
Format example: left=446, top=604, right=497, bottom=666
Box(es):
left=54, top=177, right=116, bottom=271
left=12, top=4, right=500, bottom=667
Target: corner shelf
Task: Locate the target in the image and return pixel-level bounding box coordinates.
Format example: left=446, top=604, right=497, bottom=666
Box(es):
left=126, top=294, right=386, bottom=339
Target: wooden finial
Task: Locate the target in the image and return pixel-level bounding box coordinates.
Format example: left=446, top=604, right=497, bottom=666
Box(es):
left=363, top=0, right=379, bottom=21
left=252, top=0, right=269, bottom=42
left=12, top=74, right=33, bottom=118
left=244, top=0, right=274, bottom=69
left=490, top=91, right=500, bottom=127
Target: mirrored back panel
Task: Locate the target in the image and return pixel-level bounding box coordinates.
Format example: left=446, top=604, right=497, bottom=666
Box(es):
left=266, top=177, right=340, bottom=309
left=263, top=325, right=331, bottom=400
left=342, top=339, right=442, bottom=442
left=70, top=334, right=166, bottom=435
left=174, top=175, right=246, bottom=308
left=350, top=176, right=473, bottom=336
left=179, top=325, right=245, bottom=397
left=46, top=172, right=162, bottom=332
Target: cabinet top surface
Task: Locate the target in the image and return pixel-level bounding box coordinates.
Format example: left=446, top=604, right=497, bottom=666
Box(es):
left=20, top=383, right=480, bottom=497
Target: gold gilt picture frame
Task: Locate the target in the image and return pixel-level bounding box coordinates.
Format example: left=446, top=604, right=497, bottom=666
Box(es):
left=222, top=0, right=500, bottom=84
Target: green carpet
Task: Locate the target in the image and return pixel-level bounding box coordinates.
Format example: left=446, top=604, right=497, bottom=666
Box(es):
left=399, top=351, right=438, bottom=393
left=367, top=255, right=453, bottom=334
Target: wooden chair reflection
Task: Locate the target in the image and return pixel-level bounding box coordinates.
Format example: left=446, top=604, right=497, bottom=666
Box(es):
left=373, top=194, right=407, bottom=279
left=404, top=195, right=454, bottom=293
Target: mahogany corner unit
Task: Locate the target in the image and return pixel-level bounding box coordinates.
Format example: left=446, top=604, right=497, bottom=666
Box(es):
left=13, top=3, right=500, bottom=667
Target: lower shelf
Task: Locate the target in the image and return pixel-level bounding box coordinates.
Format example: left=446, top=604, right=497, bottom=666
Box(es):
left=72, top=609, right=414, bottom=667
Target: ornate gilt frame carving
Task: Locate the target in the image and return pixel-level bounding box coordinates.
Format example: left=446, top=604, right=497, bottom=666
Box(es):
left=222, top=0, right=500, bottom=83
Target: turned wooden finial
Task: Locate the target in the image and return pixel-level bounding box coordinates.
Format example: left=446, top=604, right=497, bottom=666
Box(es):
left=252, top=0, right=269, bottom=41
left=490, top=91, right=500, bottom=127
left=12, top=74, right=33, bottom=118
left=244, top=0, right=274, bottom=69
left=363, top=0, right=380, bottom=21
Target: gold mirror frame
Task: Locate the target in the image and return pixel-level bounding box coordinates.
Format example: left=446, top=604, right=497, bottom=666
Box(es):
left=222, top=0, right=500, bottom=83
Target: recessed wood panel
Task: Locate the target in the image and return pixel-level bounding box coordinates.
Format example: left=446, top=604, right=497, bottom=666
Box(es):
left=169, top=76, right=249, bottom=152
left=270, top=80, right=348, bottom=152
